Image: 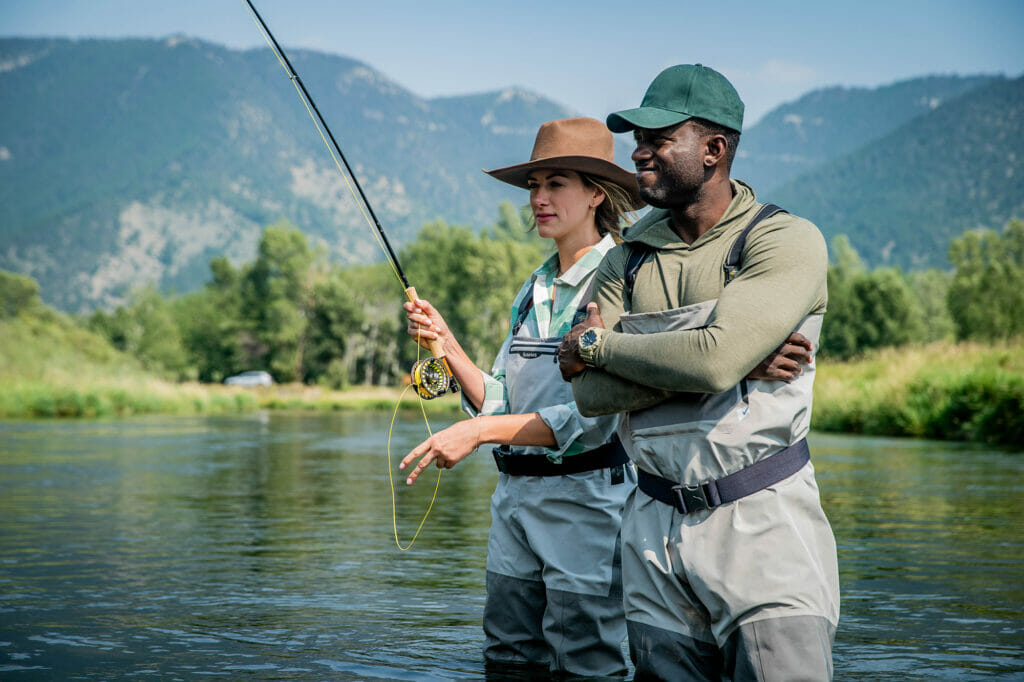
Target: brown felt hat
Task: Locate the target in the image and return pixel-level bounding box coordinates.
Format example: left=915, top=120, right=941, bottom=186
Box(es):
left=484, top=117, right=644, bottom=209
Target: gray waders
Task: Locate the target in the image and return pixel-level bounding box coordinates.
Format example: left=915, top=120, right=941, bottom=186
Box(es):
left=483, top=319, right=633, bottom=678
left=615, top=293, right=838, bottom=679
left=615, top=303, right=838, bottom=680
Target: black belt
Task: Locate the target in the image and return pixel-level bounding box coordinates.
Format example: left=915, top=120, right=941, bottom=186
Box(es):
left=492, top=436, right=629, bottom=477
left=636, top=439, right=810, bottom=515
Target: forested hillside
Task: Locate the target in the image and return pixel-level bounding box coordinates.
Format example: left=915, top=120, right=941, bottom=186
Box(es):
left=0, top=37, right=571, bottom=310
left=734, top=74, right=999, bottom=192
left=0, top=36, right=1019, bottom=309
left=769, top=76, right=1024, bottom=269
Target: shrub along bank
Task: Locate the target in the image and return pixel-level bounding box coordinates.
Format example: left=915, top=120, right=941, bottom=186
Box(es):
left=813, top=341, right=1023, bottom=446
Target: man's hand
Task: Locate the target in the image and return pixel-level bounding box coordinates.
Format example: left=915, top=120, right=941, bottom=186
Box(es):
left=746, top=331, right=814, bottom=382
left=558, top=303, right=605, bottom=381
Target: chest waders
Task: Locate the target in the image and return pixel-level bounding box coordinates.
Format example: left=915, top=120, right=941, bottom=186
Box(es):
left=492, top=280, right=628, bottom=476
left=615, top=203, right=839, bottom=679
left=482, top=271, right=632, bottom=677
left=621, top=203, right=810, bottom=506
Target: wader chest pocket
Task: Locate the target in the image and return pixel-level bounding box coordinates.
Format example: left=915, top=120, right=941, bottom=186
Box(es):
left=509, top=339, right=560, bottom=363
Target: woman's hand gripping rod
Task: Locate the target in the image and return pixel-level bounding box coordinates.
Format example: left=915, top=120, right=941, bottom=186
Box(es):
left=405, top=287, right=458, bottom=400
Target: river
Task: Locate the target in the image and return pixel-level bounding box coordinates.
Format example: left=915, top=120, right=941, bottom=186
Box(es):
left=1, top=412, right=1021, bottom=679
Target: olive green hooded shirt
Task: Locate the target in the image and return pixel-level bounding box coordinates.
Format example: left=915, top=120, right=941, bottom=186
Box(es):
left=571, top=180, right=828, bottom=417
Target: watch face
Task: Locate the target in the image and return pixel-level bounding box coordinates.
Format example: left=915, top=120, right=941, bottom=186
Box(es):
left=581, top=329, right=597, bottom=348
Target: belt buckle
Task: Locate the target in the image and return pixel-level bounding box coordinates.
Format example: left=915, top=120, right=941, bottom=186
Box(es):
left=671, top=483, right=710, bottom=514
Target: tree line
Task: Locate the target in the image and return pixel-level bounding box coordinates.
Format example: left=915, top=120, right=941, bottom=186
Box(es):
left=3, top=209, right=1021, bottom=386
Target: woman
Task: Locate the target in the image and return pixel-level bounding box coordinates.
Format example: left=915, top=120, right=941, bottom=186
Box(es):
left=401, top=116, right=640, bottom=678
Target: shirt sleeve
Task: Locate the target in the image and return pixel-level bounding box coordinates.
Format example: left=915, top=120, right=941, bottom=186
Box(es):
left=536, top=401, right=618, bottom=462
left=592, top=216, right=828, bottom=394
left=461, top=330, right=512, bottom=418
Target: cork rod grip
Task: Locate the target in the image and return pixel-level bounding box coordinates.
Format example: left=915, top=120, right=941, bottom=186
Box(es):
left=404, top=287, right=446, bottom=358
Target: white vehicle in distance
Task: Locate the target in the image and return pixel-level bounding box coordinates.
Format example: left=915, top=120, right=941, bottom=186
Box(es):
left=224, top=370, right=274, bottom=387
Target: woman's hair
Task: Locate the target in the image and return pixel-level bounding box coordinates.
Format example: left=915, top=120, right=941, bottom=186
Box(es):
left=524, top=170, right=636, bottom=242
left=579, top=172, right=636, bottom=241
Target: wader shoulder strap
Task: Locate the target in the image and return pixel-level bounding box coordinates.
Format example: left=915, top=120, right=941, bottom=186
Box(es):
left=511, top=278, right=536, bottom=336
left=511, top=274, right=597, bottom=336
left=723, top=203, right=785, bottom=285
left=623, top=243, right=654, bottom=304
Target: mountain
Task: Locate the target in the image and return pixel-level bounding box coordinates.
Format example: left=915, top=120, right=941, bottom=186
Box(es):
left=0, top=36, right=1020, bottom=310
left=766, top=75, right=1024, bottom=269
left=0, top=37, right=573, bottom=311
left=734, top=75, right=1001, bottom=193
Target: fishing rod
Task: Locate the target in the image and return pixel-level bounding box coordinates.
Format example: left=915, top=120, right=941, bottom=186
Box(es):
left=243, top=0, right=457, bottom=400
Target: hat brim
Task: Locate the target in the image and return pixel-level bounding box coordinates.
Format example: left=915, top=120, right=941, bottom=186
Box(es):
left=606, top=107, right=692, bottom=134
left=484, top=155, right=645, bottom=210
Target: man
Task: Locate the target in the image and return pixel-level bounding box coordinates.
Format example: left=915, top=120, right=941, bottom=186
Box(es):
left=558, top=64, right=840, bottom=680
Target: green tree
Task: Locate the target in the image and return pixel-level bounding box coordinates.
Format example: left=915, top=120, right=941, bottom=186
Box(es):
left=487, top=200, right=539, bottom=243
left=175, top=258, right=245, bottom=383
left=947, top=219, right=1024, bottom=342
left=821, top=236, right=925, bottom=359
left=239, top=222, right=325, bottom=382
left=907, top=268, right=955, bottom=342
left=305, top=268, right=364, bottom=388
left=88, top=286, right=192, bottom=379
left=402, top=219, right=543, bottom=368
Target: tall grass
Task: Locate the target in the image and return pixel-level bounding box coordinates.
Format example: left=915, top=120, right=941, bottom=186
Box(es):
left=813, top=341, right=1024, bottom=446
left=0, top=313, right=460, bottom=419
left=0, top=313, right=256, bottom=418
left=3, top=311, right=1020, bottom=444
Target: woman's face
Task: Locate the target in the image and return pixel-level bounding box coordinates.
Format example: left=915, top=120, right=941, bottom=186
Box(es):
left=526, top=169, right=604, bottom=242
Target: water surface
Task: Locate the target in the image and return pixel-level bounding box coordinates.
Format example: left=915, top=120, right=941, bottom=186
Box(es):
left=1, top=413, right=1021, bottom=679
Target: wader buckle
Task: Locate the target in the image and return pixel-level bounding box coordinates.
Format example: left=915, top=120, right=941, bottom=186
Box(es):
left=671, top=483, right=711, bottom=514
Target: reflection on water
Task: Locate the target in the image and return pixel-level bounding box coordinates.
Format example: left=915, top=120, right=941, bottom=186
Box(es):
left=0, top=414, right=1021, bottom=679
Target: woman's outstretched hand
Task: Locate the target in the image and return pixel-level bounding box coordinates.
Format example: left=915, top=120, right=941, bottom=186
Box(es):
left=400, top=418, right=483, bottom=485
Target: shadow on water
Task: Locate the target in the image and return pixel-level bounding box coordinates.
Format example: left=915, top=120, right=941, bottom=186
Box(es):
left=0, top=413, right=1021, bottom=679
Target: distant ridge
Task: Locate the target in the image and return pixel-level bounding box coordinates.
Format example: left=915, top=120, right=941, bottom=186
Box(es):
left=0, top=36, right=1020, bottom=308
left=767, top=75, right=1024, bottom=269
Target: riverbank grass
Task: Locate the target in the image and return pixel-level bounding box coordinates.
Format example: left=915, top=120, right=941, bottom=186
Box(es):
left=814, top=341, right=1023, bottom=446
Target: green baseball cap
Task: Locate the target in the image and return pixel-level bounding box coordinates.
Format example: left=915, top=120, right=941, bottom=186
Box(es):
left=607, top=64, right=744, bottom=134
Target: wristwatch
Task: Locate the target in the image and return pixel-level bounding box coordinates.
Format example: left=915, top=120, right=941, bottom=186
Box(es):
left=577, top=327, right=605, bottom=366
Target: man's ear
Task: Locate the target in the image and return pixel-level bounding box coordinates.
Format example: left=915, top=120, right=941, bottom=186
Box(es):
left=705, top=134, right=728, bottom=167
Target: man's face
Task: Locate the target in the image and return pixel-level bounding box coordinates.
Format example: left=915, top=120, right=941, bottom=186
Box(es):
left=631, top=121, right=708, bottom=209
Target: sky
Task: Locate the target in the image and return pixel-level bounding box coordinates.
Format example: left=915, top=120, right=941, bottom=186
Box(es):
left=3, top=0, right=1023, bottom=126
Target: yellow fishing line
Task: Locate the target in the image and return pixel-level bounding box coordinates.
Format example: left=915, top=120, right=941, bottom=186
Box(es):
left=386, top=382, right=443, bottom=551
left=244, top=1, right=443, bottom=549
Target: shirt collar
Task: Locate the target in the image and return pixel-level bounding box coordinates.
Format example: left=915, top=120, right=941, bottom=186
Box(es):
left=535, top=234, right=616, bottom=287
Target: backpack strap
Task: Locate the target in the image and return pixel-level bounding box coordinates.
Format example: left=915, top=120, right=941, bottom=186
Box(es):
left=623, top=242, right=654, bottom=304
left=723, top=203, right=785, bottom=285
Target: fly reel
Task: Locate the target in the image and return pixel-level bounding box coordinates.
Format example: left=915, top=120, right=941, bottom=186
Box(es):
left=405, top=286, right=459, bottom=400
left=410, top=356, right=459, bottom=400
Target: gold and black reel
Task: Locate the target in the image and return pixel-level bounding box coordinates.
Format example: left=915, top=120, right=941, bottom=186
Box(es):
left=410, top=356, right=458, bottom=400
left=405, top=286, right=459, bottom=400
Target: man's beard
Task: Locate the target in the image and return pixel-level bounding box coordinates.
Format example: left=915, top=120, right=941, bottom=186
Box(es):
left=639, top=178, right=703, bottom=210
